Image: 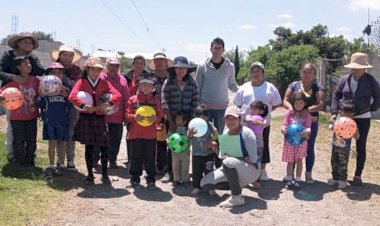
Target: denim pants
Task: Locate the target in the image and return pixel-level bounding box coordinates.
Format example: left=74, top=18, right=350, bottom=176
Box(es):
left=306, top=120, right=319, bottom=172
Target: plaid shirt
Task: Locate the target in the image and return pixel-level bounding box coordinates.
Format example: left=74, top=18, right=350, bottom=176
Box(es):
left=161, top=74, right=199, bottom=116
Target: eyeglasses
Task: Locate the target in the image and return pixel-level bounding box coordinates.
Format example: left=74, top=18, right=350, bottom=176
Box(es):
left=211, top=46, right=223, bottom=51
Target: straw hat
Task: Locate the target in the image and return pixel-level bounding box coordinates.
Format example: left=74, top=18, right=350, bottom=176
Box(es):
left=51, top=44, right=82, bottom=63
left=8, top=32, right=39, bottom=50
left=148, top=51, right=173, bottom=71
left=80, top=57, right=105, bottom=71
left=344, top=52, right=372, bottom=69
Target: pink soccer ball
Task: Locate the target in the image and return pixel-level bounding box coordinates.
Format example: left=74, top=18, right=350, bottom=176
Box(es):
left=40, top=75, right=62, bottom=96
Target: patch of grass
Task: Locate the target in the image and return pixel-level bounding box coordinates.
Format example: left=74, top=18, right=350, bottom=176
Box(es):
left=0, top=133, right=63, bottom=225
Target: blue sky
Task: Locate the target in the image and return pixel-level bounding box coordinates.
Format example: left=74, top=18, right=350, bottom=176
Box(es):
left=1, top=0, right=380, bottom=63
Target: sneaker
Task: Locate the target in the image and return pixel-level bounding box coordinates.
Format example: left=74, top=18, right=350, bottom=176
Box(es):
left=101, top=175, right=111, bottom=185
left=45, top=165, right=55, bottom=175
left=208, top=189, right=216, bottom=196
left=338, top=180, right=348, bottom=189
left=126, top=180, right=140, bottom=188
left=219, top=195, right=245, bottom=208
left=352, top=176, right=363, bottom=186
left=67, top=160, right=77, bottom=171
left=285, top=180, right=293, bottom=188
left=191, top=188, right=201, bottom=195
left=161, top=172, right=171, bottom=183
left=294, top=180, right=301, bottom=189
left=85, top=175, right=95, bottom=185
left=251, top=181, right=261, bottom=189
left=146, top=183, right=158, bottom=190
left=55, top=164, right=65, bottom=176
left=327, top=178, right=339, bottom=186
left=305, top=172, right=315, bottom=184
left=260, top=170, right=269, bottom=181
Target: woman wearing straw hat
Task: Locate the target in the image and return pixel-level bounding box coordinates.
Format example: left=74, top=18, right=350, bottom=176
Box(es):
left=51, top=44, right=82, bottom=171
left=0, top=32, right=45, bottom=163
left=331, top=52, right=380, bottom=186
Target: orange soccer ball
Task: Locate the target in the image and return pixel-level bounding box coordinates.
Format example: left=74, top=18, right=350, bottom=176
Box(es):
left=333, top=117, right=357, bottom=139
left=1, top=87, right=24, bottom=110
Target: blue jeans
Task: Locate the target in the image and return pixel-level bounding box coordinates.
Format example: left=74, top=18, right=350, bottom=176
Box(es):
left=208, top=109, right=226, bottom=134
left=209, top=109, right=226, bottom=168
left=306, top=120, right=319, bottom=172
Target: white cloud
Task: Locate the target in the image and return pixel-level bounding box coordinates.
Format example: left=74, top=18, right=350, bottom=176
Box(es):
left=184, top=43, right=209, bottom=53
left=277, top=13, right=293, bottom=19
left=330, top=33, right=354, bottom=41
left=335, top=26, right=351, bottom=32
left=240, top=24, right=257, bottom=30
left=268, top=22, right=297, bottom=28
left=344, top=0, right=380, bottom=11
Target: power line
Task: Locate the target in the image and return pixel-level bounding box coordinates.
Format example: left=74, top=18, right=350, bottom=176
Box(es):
left=100, top=0, right=139, bottom=38
left=130, top=0, right=149, bottom=32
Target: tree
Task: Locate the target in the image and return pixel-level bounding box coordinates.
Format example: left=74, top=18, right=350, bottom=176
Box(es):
left=234, top=45, right=240, bottom=79
left=238, top=45, right=272, bottom=84
left=265, top=45, right=319, bottom=97
left=31, top=31, right=54, bottom=41
left=223, top=47, right=245, bottom=83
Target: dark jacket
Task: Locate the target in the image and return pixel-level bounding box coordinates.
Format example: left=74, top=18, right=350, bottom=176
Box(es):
left=0, top=50, right=45, bottom=86
left=161, top=73, right=199, bottom=117
left=331, top=73, right=380, bottom=116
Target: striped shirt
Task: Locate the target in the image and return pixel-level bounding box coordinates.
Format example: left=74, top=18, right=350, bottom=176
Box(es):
left=161, top=74, right=199, bottom=116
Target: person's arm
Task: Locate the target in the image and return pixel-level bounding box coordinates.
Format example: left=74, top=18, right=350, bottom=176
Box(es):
left=233, top=86, right=243, bottom=107
left=370, top=76, right=380, bottom=112
left=161, top=80, right=176, bottom=132
left=228, top=64, right=239, bottom=92
left=243, top=128, right=257, bottom=164
left=309, top=88, right=326, bottom=113
left=283, top=87, right=293, bottom=111
left=28, top=54, right=45, bottom=76
left=271, top=85, right=283, bottom=111
left=191, top=79, right=199, bottom=112
left=331, top=77, right=344, bottom=116
left=0, top=51, right=16, bottom=82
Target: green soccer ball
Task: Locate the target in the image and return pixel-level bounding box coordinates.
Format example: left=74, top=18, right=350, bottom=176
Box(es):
left=167, top=133, right=189, bottom=153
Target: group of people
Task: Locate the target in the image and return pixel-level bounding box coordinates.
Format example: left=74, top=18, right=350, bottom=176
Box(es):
left=0, top=32, right=379, bottom=208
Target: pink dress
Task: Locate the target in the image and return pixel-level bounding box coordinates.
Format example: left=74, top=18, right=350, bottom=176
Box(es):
left=282, top=110, right=311, bottom=162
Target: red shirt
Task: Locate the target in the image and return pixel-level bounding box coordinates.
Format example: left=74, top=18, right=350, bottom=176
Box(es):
left=126, top=92, right=162, bottom=140
left=0, top=76, right=40, bottom=120
left=69, top=77, right=121, bottom=115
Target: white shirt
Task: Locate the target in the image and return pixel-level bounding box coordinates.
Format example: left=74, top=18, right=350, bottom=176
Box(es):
left=233, top=81, right=282, bottom=124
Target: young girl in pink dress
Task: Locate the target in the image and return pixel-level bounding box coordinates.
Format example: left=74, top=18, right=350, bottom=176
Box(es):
left=281, top=92, right=311, bottom=189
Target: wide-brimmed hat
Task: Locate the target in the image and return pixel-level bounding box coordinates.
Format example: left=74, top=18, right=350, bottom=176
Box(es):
left=148, top=51, right=173, bottom=71
left=224, top=105, right=241, bottom=118
left=51, top=44, right=82, bottom=63
left=8, top=32, right=39, bottom=50
left=344, top=52, right=372, bottom=69
left=80, top=57, right=105, bottom=71
left=167, top=56, right=196, bottom=74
